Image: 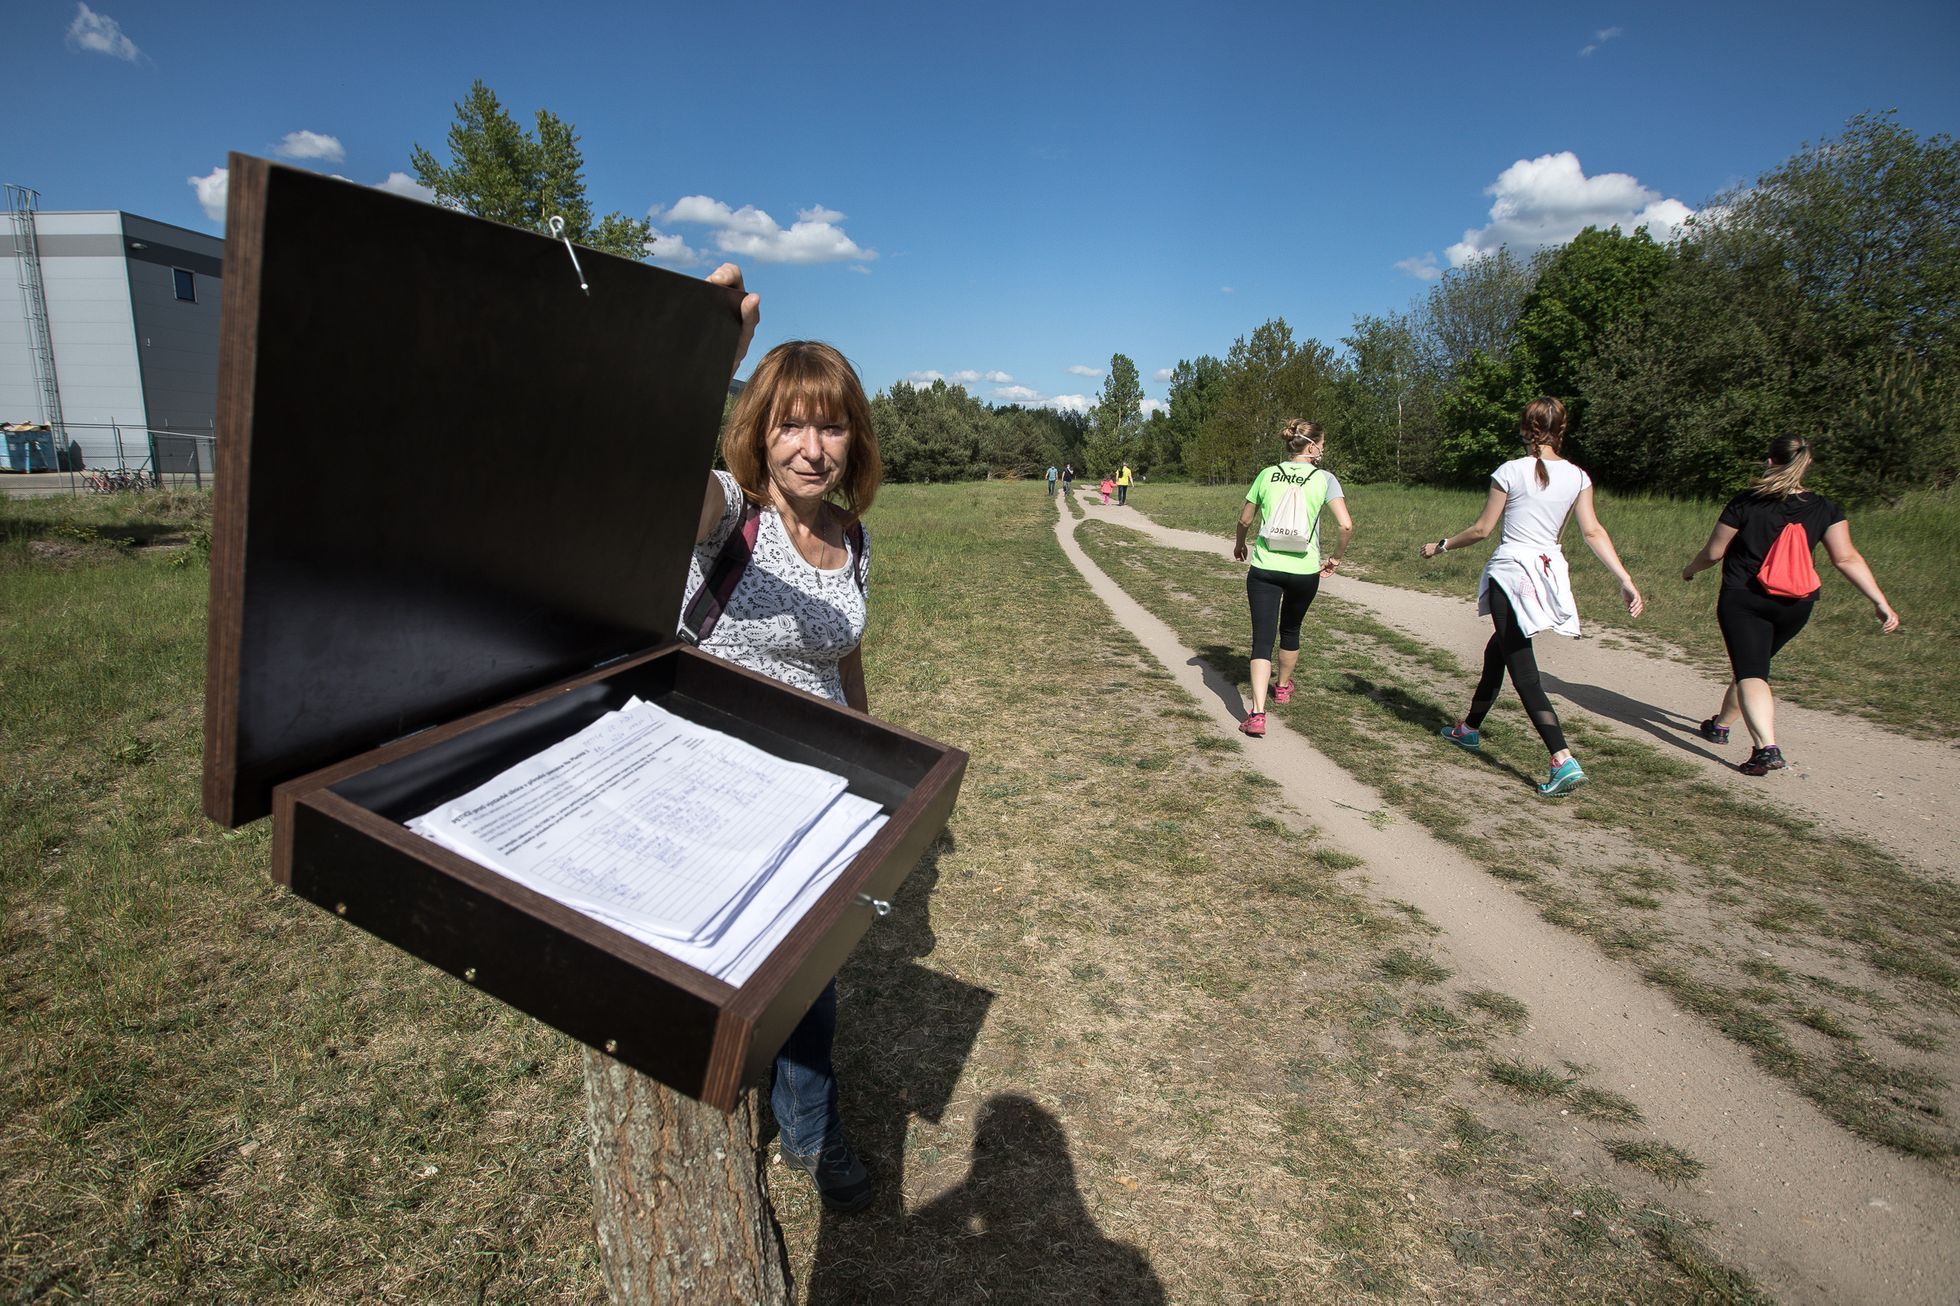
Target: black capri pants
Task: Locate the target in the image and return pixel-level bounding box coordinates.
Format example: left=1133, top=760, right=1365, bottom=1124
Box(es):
left=1717, top=587, right=1815, bottom=682
left=1246, top=565, right=1322, bottom=660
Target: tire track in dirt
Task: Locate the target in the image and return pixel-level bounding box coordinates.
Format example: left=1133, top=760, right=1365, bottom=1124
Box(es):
left=1080, top=500, right=1957, bottom=880
left=1055, top=504, right=1959, bottom=1306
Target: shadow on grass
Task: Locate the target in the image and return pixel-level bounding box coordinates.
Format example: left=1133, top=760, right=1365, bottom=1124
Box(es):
left=1540, top=673, right=1729, bottom=764
left=803, top=836, right=1157, bottom=1301
left=1333, top=672, right=1541, bottom=787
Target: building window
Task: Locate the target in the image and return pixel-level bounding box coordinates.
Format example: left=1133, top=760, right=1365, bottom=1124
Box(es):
left=173, top=268, right=196, bottom=302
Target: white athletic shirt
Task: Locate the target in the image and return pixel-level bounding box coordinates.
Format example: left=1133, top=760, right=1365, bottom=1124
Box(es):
left=679, top=470, right=870, bottom=704
left=1479, top=456, right=1592, bottom=638
left=1491, top=455, right=1590, bottom=548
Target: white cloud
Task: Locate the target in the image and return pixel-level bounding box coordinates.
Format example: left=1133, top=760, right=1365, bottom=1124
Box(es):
left=644, top=231, right=698, bottom=264
left=1046, top=394, right=1090, bottom=414
left=985, top=369, right=1014, bottom=383
left=67, top=3, right=140, bottom=60
left=1579, top=26, right=1624, bottom=57
left=276, top=130, right=345, bottom=163
left=909, top=370, right=945, bottom=384
left=1396, top=252, right=1443, bottom=281
left=950, top=370, right=981, bottom=383
left=1445, top=151, right=1692, bottom=267
left=188, top=167, right=227, bottom=222
left=1220, top=286, right=1235, bottom=294
left=1152, top=367, right=1174, bottom=382
left=657, top=194, right=875, bottom=264
left=374, top=171, right=435, bottom=203
left=1066, top=364, right=1103, bottom=378
left=994, top=384, right=1040, bottom=402
left=1139, top=399, right=1167, bottom=417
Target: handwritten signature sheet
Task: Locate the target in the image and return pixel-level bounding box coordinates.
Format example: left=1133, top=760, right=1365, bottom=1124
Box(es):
left=408, top=698, right=885, bottom=978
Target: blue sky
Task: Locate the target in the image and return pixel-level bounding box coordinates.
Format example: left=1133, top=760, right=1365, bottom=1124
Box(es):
left=15, top=0, right=1959, bottom=411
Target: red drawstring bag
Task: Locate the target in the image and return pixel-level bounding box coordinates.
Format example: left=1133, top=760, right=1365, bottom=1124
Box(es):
left=1758, top=522, right=1820, bottom=598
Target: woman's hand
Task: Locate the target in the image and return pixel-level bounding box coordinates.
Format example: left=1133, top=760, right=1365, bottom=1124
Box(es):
left=1681, top=564, right=1698, bottom=582
left=1420, top=541, right=1440, bottom=559
left=1232, top=539, right=1249, bottom=563
left=707, top=263, right=760, bottom=375
left=1622, top=580, right=1644, bottom=618
left=1876, top=602, right=1901, bottom=633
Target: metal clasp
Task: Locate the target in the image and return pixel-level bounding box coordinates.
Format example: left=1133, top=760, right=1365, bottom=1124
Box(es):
left=856, top=894, right=892, bottom=918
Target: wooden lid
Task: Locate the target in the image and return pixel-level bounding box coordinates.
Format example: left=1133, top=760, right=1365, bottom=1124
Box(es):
left=203, top=155, right=741, bottom=825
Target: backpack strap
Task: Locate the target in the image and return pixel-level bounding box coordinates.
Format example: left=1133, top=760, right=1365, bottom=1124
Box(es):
left=678, top=503, right=762, bottom=646
left=679, top=507, right=865, bottom=646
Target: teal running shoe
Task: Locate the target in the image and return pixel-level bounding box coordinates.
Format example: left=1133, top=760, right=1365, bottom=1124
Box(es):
left=1440, top=723, right=1481, bottom=751
left=1537, top=757, right=1587, bottom=797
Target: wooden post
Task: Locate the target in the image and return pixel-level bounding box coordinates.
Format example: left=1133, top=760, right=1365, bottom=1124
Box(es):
left=583, top=1050, right=792, bottom=1305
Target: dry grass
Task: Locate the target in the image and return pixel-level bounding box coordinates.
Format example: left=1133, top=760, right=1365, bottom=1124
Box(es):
left=3, top=485, right=1756, bottom=1302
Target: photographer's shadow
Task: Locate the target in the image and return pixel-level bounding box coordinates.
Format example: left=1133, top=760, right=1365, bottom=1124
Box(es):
left=804, top=837, right=1162, bottom=1303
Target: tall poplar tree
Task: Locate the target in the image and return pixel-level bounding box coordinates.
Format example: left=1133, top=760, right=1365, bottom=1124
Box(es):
left=410, top=81, right=653, bottom=258
left=1083, top=353, right=1143, bottom=475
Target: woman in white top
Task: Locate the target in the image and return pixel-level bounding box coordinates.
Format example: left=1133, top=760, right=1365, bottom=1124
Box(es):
left=1419, top=397, right=1643, bottom=796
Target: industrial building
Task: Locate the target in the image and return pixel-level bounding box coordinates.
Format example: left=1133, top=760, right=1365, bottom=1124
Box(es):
left=3, top=186, right=223, bottom=475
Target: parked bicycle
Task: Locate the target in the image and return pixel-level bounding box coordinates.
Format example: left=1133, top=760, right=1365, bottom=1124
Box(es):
left=82, top=467, right=155, bottom=493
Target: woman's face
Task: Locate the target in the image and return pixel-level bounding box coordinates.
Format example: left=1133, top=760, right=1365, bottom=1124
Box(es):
left=765, top=402, right=850, bottom=509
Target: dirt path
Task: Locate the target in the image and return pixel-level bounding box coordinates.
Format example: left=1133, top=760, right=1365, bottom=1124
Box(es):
left=1055, top=504, right=1959, bottom=1306
left=1077, top=499, right=1958, bottom=880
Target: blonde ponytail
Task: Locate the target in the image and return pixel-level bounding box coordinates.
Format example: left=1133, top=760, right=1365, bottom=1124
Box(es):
left=1749, top=435, right=1812, bottom=499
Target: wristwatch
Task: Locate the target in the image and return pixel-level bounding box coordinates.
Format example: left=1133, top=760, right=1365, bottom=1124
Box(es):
left=1437, top=537, right=1449, bottom=553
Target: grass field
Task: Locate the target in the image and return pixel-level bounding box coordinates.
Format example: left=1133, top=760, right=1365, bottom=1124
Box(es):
left=4, top=486, right=1767, bottom=1301
left=1129, top=481, right=1960, bottom=738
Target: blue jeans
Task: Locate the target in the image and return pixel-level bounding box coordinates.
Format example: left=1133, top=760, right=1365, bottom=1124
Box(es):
left=771, top=979, right=841, bottom=1157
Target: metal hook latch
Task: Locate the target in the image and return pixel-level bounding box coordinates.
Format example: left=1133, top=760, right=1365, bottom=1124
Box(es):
left=856, top=894, right=892, bottom=918
left=547, top=215, right=589, bottom=295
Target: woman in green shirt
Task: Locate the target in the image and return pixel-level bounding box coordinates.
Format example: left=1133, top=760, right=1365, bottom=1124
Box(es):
left=1232, top=419, right=1352, bottom=736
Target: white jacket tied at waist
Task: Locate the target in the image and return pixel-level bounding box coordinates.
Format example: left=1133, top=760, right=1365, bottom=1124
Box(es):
left=1479, top=541, right=1580, bottom=639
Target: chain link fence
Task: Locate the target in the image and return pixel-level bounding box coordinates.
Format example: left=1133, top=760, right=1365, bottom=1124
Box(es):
left=1, top=423, right=216, bottom=493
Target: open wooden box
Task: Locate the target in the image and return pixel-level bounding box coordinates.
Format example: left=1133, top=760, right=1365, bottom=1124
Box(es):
left=201, top=156, right=966, bottom=1110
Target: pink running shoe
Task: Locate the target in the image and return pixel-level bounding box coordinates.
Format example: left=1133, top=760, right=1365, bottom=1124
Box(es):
left=1239, top=712, right=1266, bottom=737
left=1274, top=682, right=1295, bottom=704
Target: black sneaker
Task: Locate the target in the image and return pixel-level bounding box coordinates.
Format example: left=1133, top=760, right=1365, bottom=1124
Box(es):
left=781, top=1140, right=875, bottom=1213
left=1699, top=718, right=1730, bottom=745
left=1739, top=746, right=1786, bottom=777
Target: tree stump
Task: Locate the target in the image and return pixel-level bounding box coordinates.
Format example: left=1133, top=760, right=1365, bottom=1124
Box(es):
left=583, top=1049, right=791, bottom=1305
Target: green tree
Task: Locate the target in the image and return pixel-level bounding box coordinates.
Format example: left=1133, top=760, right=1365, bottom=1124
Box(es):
left=1436, top=349, right=1538, bottom=484
left=1188, top=320, right=1336, bottom=483
left=1083, top=353, right=1144, bottom=475
left=1419, top=246, right=1544, bottom=378
left=411, top=80, right=652, bottom=258
left=871, top=380, right=985, bottom=482
left=1512, top=225, right=1673, bottom=435
left=1332, top=311, right=1441, bottom=483
left=1161, top=356, right=1225, bottom=476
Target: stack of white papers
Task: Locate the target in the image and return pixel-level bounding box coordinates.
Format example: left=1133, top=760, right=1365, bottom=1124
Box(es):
left=408, top=697, right=887, bottom=986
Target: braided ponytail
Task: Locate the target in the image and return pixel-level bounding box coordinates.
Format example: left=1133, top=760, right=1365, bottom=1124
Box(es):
left=1520, top=397, right=1567, bottom=489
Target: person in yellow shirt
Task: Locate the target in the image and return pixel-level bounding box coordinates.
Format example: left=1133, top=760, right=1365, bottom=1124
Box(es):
left=1116, top=461, right=1133, bottom=505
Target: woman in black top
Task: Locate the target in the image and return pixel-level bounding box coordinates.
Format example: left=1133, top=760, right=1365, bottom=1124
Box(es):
left=1680, top=435, right=1900, bottom=774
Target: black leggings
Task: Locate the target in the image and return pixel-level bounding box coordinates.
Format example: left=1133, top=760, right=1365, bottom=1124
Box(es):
left=1464, top=585, right=1568, bottom=755
left=1717, top=587, right=1814, bottom=682
left=1246, top=566, right=1321, bottom=660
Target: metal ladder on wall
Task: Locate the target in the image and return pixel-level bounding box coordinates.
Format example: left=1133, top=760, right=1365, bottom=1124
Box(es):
left=7, top=183, right=67, bottom=445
